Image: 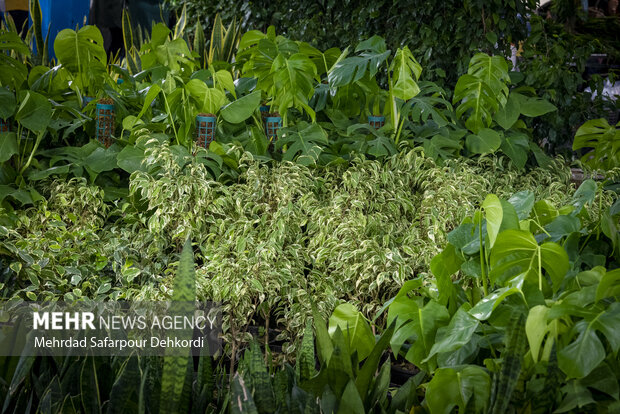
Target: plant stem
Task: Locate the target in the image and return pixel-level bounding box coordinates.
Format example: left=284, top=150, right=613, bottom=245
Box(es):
left=479, top=211, right=488, bottom=296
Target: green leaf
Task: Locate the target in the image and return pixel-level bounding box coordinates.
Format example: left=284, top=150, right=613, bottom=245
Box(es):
left=15, top=91, right=52, bottom=134
left=570, top=179, right=596, bottom=216
left=508, top=191, right=534, bottom=220
left=454, top=75, right=498, bottom=133
left=425, top=366, right=490, bottom=414
left=482, top=194, right=503, bottom=248
left=390, top=46, right=422, bottom=100
left=467, top=53, right=510, bottom=106
left=0, top=132, right=18, bottom=163
left=558, top=321, right=605, bottom=379
left=107, top=357, right=139, bottom=414
left=465, top=128, right=501, bottom=154
left=572, top=118, right=619, bottom=170
left=526, top=305, right=549, bottom=363
left=328, top=303, right=375, bottom=361
left=596, top=269, right=620, bottom=302
left=469, top=287, right=521, bottom=321
left=519, top=97, right=557, bottom=117
left=500, top=132, right=529, bottom=170
left=220, top=90, right=261, bottom=124
left=0, top=88, right=17, bottom=119
left=338, top=380, right=365, bottom=414
left=185, top=79, right=228, bottom=115
left=117, top=146, right=146, bottom=174
left=425, top=307, right=479, bottom=360
left=84, top=147, right=118, bottom=174
left=490, top=230, right=569, bottom=292
left=494, top=92, right=520, bottom=130
left=277, top=122, right=328, bottom=166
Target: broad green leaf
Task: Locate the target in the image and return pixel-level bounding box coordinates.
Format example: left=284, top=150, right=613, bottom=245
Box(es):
left=494, top=92, right=520, bottom=130
left=0, top=88, right=17, bottom=119
left=454, top=75, right=498, bottom=134
left=185, top=79, right=228, bottom=115
left=425, top=307, right=479, bottom=360
left=277, top=122, right=328, bottom=166
left=508, top=191, right=534, bottom=220
left=328, top=303, right=374, bottom=361
left=490, top=230, right=569, bottom=292
left=558, top=321, right=605, bottom=379
left=519, top=97, right=557, bottom=117
left=544, top=215, right=581, bottom=242
left=84, top=147, right=118, bottom=174
left=482, top=194, right=502, bottom=248
left=431, top=243, right=463, bottom=306
left=117, top=146, right=145, bottom=173
left=467, top=53, right=510, bottom=106
left=500, top=132, right=529, bottom=170
left=0, top=132, right=18, bottom=163
left=212, top=69, right=236, bottom=97
left=425, top=366, right=490, bottom=414
left=465, top=128, right=501, bottom=154
left=469, top=287, right=521, bottom=320
left=526, top=305, right=549, bottom=363
left=592, top=302, right=620, bottom=352
left=220, top=90, right=260, bottom=124
left=54, top=26, right=107, bottom=72
left=570, top=179, right=596, bottom=216
left=596, top=269, right=620, bottom=302
left=15, top=91, right=52, bottom=134
left=572, top=118, right=619, bottom=170
left=390, top=300, right=450, bottom=371
left=390, top=46, right=422, bottom=100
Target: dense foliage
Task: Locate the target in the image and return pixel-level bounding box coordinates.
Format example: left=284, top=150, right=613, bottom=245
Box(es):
left=0, top=2, right=619, bottom=413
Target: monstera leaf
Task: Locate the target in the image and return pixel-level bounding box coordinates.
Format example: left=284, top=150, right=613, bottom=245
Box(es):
left=453, top=74, right=499, bottom=134
left=328, top=36, right=390, bottom=87
left=271, top=53, right=318, bottom=124
left=277, top=121, right=328, bottom=165
left=490, top=229, right=569, bottom=292
left=573, top=118, right=620, bottom=171
left=185, top=79, right=228, bottom=115
left=390, top=46, right=423, bottom=100
left=467, top=53, right=510, bottom=106
left=54, top=26, right=107, bottom=73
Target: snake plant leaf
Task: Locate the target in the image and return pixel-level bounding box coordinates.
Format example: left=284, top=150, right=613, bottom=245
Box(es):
left=390, top=46, right=422, bottom=100
left=454, top=75, right=498, bottom=134
left=490, top=229, right=569, bottom=292
left=467, top=53, right=510, bottom=106
left=339, top=380, right=365, bottom=414
left=107, top=356, right=140, bottom=414
left=465, top=128, right=501, bottom=154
